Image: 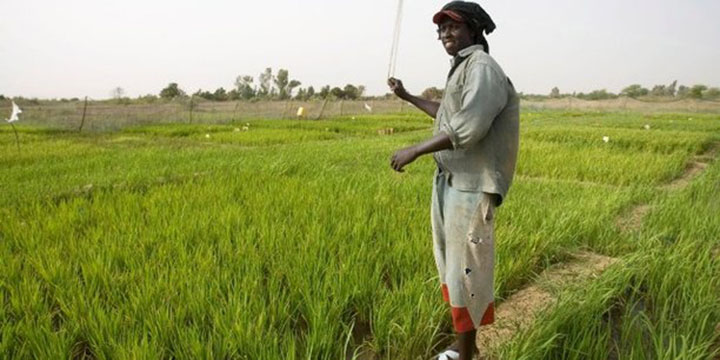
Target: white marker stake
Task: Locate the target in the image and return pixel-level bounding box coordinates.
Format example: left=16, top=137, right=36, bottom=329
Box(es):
left=5, top=101, right=22, bottom=152
left=8, top=101, right=22, bottom=123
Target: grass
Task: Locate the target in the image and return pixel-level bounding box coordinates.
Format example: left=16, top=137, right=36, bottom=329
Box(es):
left=1, top=108, right=719, bottom=359
left=498, top=160, right=720, bottom=359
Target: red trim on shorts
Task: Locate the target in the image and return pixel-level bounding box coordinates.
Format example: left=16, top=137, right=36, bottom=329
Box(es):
left=441, top=284, right=450, bottom=302
left=480, top=302, right=495, bottom=325
left=451, top=307, right=474, bottom=333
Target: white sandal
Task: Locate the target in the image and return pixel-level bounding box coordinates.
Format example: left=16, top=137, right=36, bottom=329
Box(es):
left=437, top=349, right=460, bottom=360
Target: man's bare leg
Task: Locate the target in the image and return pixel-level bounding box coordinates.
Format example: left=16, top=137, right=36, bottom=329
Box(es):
left=457, top=329, right=476, bottom=360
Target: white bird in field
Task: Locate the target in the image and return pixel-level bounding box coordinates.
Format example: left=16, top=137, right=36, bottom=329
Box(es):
left=602, top=136, right=610, bottom=143
left=644, top=124, right=651, bottom=130
left=5, top=101, right=22, bottom=123
left=364, top=103, right=373, bottom=112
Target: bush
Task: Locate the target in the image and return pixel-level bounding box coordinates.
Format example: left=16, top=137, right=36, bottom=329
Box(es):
left=689, top=85, right=708, bottom=99
left=160, top=83, right=186, bottom=99
left=421, top=87, right=444, bottom=100
left=621, top=84, right=649, bottom=98
left=703, top=87, right=720, bottom=99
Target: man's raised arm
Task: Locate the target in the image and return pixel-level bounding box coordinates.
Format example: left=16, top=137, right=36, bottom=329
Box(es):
left=388, top=78, right=441, bottom=119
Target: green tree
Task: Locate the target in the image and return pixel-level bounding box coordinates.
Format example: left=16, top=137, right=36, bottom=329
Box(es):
left=342, top=84, right=360, bottom=100
left=319, top=85, right=331, bottom=99
left=213, top=87, right=228, bottom=101
left=288, top=80, right=302, bottom=98
left=421, top=87, right=444, bottom=100
left=621, top=84, right=649, bottom=98
left=258, top=68, right=273, bottom=98
left=227, top=89, right=240, bottom=101
left=649, top=85, right=666, bottom=97
left=586, top=89, right=615, bottom=100
left=138, top=94, right=158, bottom=103
left=273, top=69, right=301, bottom=100
left=550, top=87, right=560, bottom=98
left=704, top=87, right=720, bottom=99
left=330, top=87, right=345, bottom=99
left=689, top=84, right=708, bottom=99
left=307, top=86, right=316, bottom=99
left=235, top=75, right=256, bottom=100
left=160, top=83, right=186, bottom=99
left=677, top=85, right=690, bottom=97
left=193, top=89, right=214, bottom=100
left=274, top=69, right=290, bottom=99
left=667, top=80, right=677, bottom=97
left=111, top=86, right=125, bottom=99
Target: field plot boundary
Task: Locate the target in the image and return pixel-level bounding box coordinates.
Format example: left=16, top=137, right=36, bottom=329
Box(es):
left=476, top=252, right=619, bottom=358
left=616, top=141, right=720, bottom=233
left=485, top=140, right=720, bottom=357
left=661, top=141, right=720, bottom=190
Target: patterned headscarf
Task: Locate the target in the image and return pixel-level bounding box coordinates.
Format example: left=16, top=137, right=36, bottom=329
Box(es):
left=433, top=1, right=496, bottom=53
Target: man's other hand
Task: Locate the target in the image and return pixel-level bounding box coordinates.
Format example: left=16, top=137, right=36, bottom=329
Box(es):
left=391, top=146, right=419, bottom=172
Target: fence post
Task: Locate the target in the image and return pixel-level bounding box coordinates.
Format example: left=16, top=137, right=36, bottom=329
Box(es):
left=340, top=100, right=344, bottom=116
left=285, top=101, right=294, bottom=119
left=230, top=101, right=240, bottom=123
left=189, top=96, right=194, bottom=124
left=316, top=99, right=329, bottom=120
left=78, top=96, right=89, bottom=132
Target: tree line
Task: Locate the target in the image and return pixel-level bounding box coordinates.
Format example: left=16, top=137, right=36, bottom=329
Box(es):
left=157, top=68, right=366, bottom=102
left=538, top=81, right=720, bottom=101
left=3, top=79, right=719, bottom=104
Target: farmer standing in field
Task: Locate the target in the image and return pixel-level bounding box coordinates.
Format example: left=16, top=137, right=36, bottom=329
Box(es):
left=388, top=1, right=519, bottom=359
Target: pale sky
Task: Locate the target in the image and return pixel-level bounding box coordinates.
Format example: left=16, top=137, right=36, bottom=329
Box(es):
left=1, top=0, right=719, bottom=99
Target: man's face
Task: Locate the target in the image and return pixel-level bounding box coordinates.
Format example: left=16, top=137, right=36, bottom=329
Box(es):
left=437, top=19, right=474, bottom=56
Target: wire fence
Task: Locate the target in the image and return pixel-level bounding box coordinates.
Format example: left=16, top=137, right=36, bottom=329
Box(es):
left=0, top=99, right=419, bottom=131
left=2, top=97, right=719, bottom=132
left=523, top=96, right=720, bottom=113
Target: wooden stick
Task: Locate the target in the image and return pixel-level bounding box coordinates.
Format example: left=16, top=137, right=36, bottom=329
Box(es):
left=189, top=96, right=194, bottom=124
left=10, top=122, right=20, bottom=152
left=316, top=99, right=329, bottom=120
left=230, top=101, right=240, bottom=123
left=78, top=96, right=88, bottom=132
left=281, top=100, right=290, bottom=119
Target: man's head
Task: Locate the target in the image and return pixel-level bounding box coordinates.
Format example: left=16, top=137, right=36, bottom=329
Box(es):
left=433, top=1, right=495, bottom=56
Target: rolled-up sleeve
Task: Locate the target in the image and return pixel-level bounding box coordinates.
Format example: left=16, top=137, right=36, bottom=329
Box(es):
left=440, top=62, right=508, bottom=150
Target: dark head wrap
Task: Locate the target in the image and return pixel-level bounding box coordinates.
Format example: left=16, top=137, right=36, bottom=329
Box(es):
left=433, top=1, right=495, bottom=53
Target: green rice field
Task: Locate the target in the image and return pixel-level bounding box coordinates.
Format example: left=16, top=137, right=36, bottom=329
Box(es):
left=1, top=109, right=719, bottom=359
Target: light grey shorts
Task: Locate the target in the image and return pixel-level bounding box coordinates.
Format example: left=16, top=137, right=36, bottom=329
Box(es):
left=431, top=169, right=496, bottom=332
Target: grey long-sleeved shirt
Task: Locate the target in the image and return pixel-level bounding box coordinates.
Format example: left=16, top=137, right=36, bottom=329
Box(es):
left=433, top=44, right=519, bottom=206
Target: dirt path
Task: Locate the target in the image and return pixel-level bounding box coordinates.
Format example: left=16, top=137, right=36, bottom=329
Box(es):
left=471, top=143, right=720, bottom=357
left=476, top=252, right=618, bottom=359
left=615, top=204, right=652, bottom=233
left=662, top=160, right=709, bottom=190
left=661, top=142, right=719, bottom=191
left=616, top=142, right=719, bottom=233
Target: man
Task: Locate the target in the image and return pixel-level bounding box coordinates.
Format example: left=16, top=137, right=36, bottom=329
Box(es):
left=387, top=1, right=519, bottom=359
